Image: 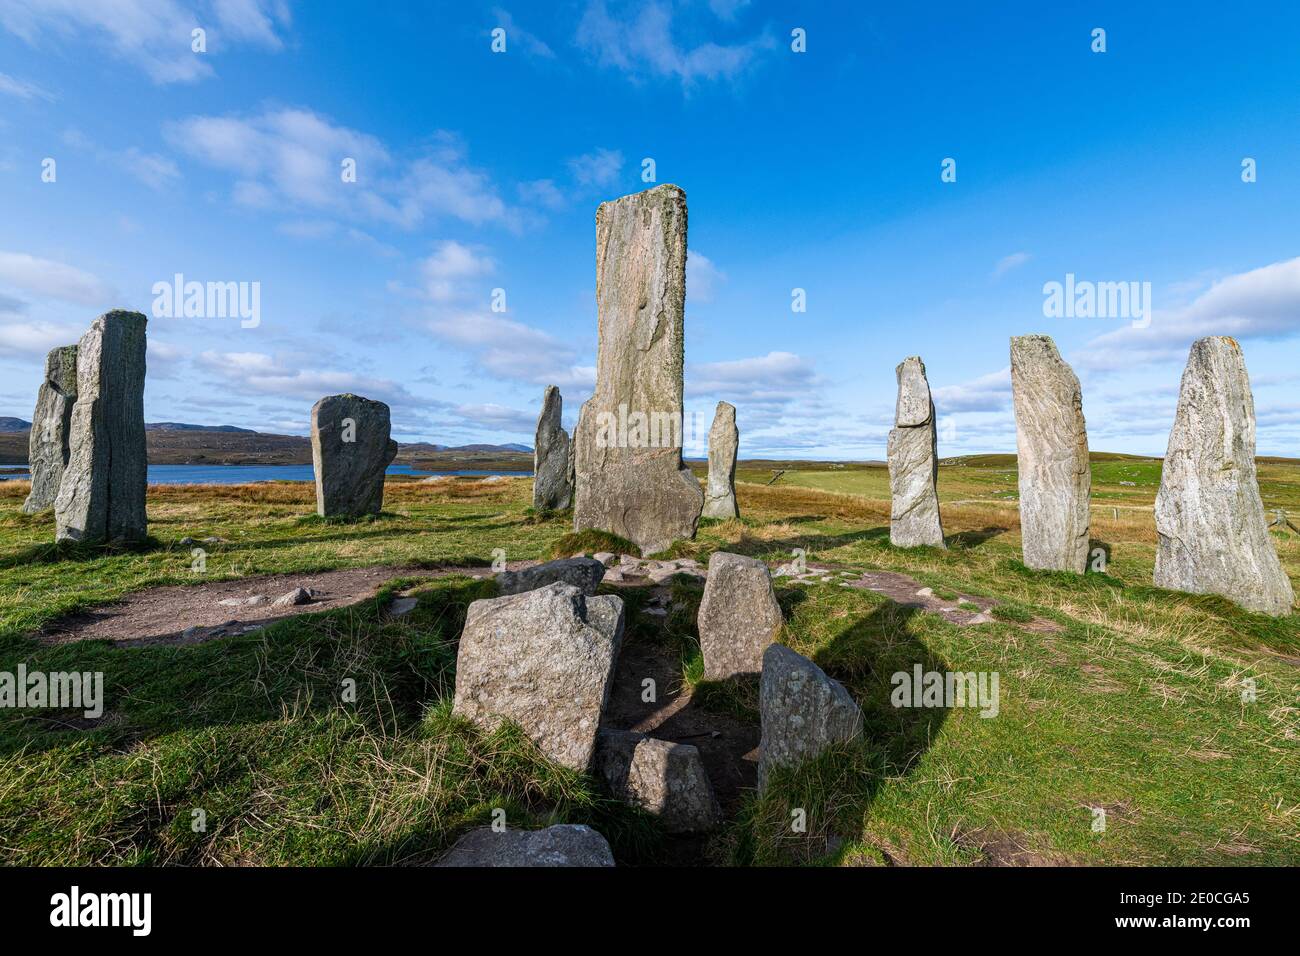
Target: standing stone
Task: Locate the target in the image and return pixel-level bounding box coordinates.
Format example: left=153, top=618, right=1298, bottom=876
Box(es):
left=533, top=385, right=572, bottom=510
left=702, top=401, right=739, bottom=519
left=758, top=644, right=863, bottom=792
left=452, top=582, right=625, bottom=771
left=1154, top=337, right=1294, bottom=616
left=697, top=552, right=783, bottom=680
left=595, top=730, right=721, bottom=833
left=1010, top=335, right=1091, bottom=573
left=886, top=356, right=944, bottom=547
left=310, top=394, right=398, bottom=518
left=22, top=344, right=78, bottom=514
left=54, top=312, right=147, bottom=544
left=572, top=184, right=704, bottom=556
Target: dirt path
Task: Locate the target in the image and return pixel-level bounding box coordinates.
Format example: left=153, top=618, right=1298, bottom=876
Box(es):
left=37, top=564, right=500, bottom=647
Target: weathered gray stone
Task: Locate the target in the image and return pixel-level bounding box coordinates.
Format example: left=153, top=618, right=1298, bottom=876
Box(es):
left=572, top=184, right=704, bottom=556
left=595, top=730, right=721, bottom=833
left=533, top=385, right=572, bottom=510
left=54, top=311, right=148, bottom=544
left=495, top=556, right=605, bottom=596
left=435, top=824, right=614, bottom=867
left=1154, top=337, right=1294, bottom=616
left=887, top=356, right=944, bottom=548
left=697, top=552, right=783, bottom=680
left=758, top=644, right=863, bottom=792
left=310, top=393, right=397, bottom=518
left=1010, top=335, right=1090, bottom=573
left=702, top=400, right=739, bottom=519
left=452, top=582, right=624, bottom=771
left=23, top=344, right=78, bottom=514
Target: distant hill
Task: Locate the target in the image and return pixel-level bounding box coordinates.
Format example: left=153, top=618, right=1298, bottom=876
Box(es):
left=145, top=422, right=256, bottom=433
left=0, top=417, right=31, bottom=432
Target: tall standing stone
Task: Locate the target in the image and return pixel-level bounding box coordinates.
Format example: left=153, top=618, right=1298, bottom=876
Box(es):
left=310, top=394, right=398, bottom=518
left=886, top=356, right=944, bottom=547
left=1154, top=337, right=1294, bottom=616
left=533, top=385, right=572, bottom=510
left=22, top=344, right=78, bottom=514
left=572, top=184, right=703, bottom=556
left=54, top=312, right=148, bottom=544
left=1010, top=335, right=1091, bottom=573
left=702, top=401, right=738, bottom=519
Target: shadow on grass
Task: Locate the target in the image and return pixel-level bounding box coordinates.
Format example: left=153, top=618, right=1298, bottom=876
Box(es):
left=945, top=525, right=1007, bottom=550
left=0, top=535, right=167, bottom=570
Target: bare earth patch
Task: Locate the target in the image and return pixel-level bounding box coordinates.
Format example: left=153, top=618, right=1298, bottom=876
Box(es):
left=37, top=564, right=503, bottom=647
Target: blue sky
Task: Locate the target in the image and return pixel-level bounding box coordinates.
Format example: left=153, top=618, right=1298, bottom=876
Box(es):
left=1, top=0, right=1298, bottom=458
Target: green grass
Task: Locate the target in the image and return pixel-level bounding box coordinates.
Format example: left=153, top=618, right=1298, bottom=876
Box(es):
left=1, top=462, right=1297, bottom=866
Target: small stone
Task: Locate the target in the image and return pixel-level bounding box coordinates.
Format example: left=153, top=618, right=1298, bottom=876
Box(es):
left=272, top=587, right=312, bottom=608
left=915, top=587, right=934, bottom=598
left=603, top=569, right=625, bottom=583
left=697, top=552, right=784, bottom=680
left=592, top=552, right=617, bottom=567
left=594, top=730, right=721, bottom=833
left=388, top=597, right=418, bottom=618
left=435, top=824, right=614, bottom=868
left=758, top=644, right=863, bottom=792
left=496, top=557, right=605, bottom=597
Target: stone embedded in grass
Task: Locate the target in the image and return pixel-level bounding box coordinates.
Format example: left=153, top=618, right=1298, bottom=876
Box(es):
left=571, top=184, right=704, bottom=556
left=496, top=556, right=605, bottom=596
left=388, top=596, right=418, bottom=618
left=272, top=587, right=313, bottom=608
left=1154, top=337, right=1295, bottom=616
left=533, top=385, right=573, bottom=511
left=310, top=393, right=398, bottom=518
left=702, top=400, right=739, bottom=520
left=887, top=356, right=945, bottom=548
left=758, top=644, right=863, bottom=793
left=697, top=552, right=783, bottom=680
left=22, top=344, right=78, bottom=515
left=452, top=582, right=624, bottom=771
left=434, top=823, right=615, bottom=867
left=1010, top=334, right=1090, bottom=573
left=54, top=311, right=148, bottom=545
left=595, top=730, right=721, bottom=833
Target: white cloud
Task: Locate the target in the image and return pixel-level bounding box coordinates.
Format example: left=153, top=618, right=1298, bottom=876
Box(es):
left=0, top=71, right=53, bottom=99
left=992, top=251, right=1031, bottom=279
left=0, top=251, right=114, bottom=306
left=0, top=318, right=83, bottom=357
left=932, top=367, right=1011, bottom=413
left=1074, top=255, right=1300, bottom=371
left=576, top=0, right=775, bottom=87
left=453, top=402, right=537, bottom=434
left=168, top=108, right=518, bottom=231
left=687, top=251, right=725, bottom=303
left=517, top=178, right=566, bottom=210
left=426, top=310, right=594, bottom=388
left=567, top=148, right=624, bottom=189
left=687, top=351, right=816, bottom=406
left=491, top=8, right=554, bottom=58
left=0, top=0, right=291, bottom=85
left=195, top=350, right=413, bottom=405
left=420, top=241, right=494, bottom=302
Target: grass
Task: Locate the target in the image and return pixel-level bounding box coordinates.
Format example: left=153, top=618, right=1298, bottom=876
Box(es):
left=0, top=458, right=1297, bottom=866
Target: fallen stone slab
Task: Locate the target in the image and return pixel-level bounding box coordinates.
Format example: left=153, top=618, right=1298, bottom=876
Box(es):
left=495, top=556, right=605, bottom=596
left=452, top=582, right=624, bottom=771
left=758, top=644, right=863, bottom=792
left=435, top=824, right=614, bottom=867
left=697, top=552, right=783, bottom=679
left=595, top=730, right=721, bottom=833
left=1154, top=336, right=1295, bottom=616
